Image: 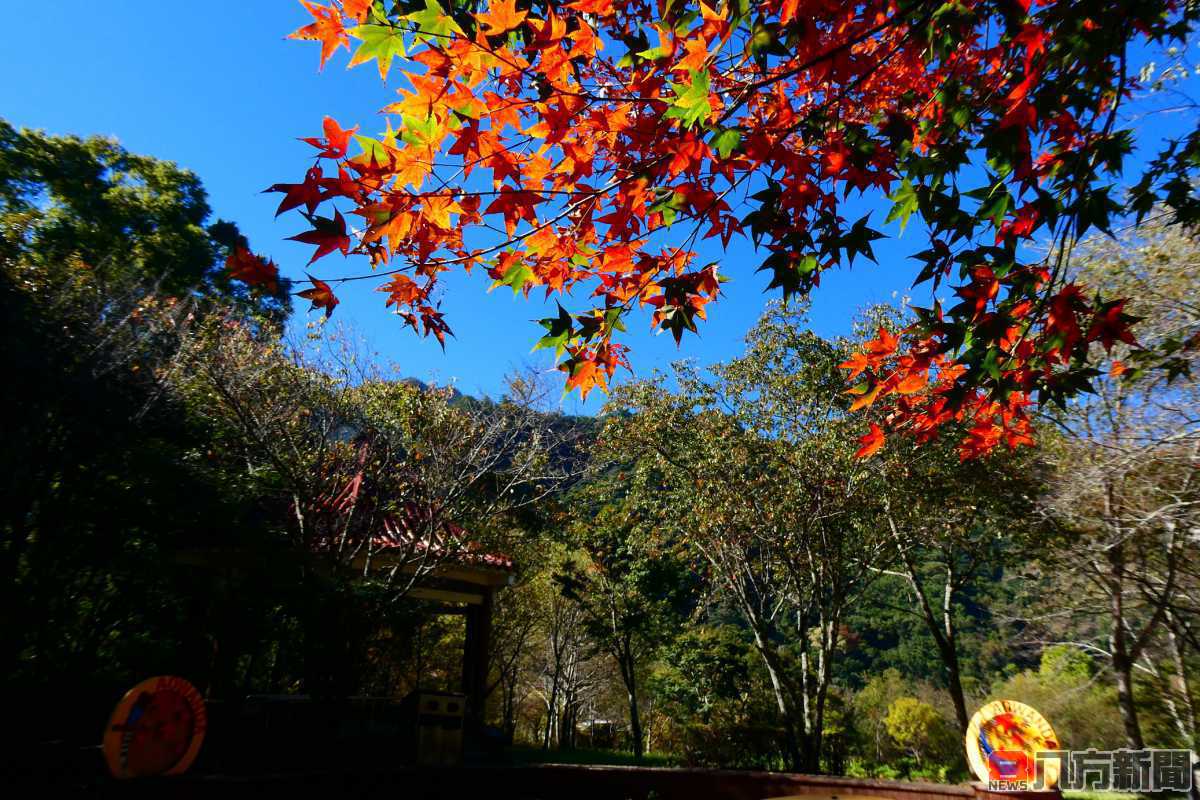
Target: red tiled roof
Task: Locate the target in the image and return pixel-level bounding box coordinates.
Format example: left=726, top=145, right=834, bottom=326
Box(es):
left=375, top=510, right=515, bottom=572
left=315, top=462, right=515, bottom=573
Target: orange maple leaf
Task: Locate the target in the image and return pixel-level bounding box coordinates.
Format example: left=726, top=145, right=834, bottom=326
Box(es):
left=566, top=0, right=615, bottom=15
left=378, top=274, right=425, bottom=307
left=839, top=352, right=872, bottom=379
left=893, top=371, right=928, bottom=395
left=565, top=358, right=601, bottom=399
left=288, top=1, right=349, bottom=70
left=855, top=423, right=886, bottom=459
left=865, top=327, right=900, bottom=357
left=476, top=0, right=528, bottom=36
left=341, top=0, right=371, bottom=23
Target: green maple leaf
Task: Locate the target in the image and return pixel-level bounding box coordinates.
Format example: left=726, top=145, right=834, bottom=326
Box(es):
left=348, top=23, right=407, bottom=80
left=664, top=70, right=713, bottom=130
left=978, top=191, right=1011, bottom=229
left=400, top=114, right=441, bottom=148
left=354, top=133, right=388, bottom=162
left=490, top=259, right=534, bottom=296
left=533, top=303, right=576, bottom=361
left=886, top=178, right=920, bottom=233
left=841, top=215, right=884, bottom=265
left=710, top=127, right=742, bottom=159
left=649, top=189, right=685, bottom=226
left=405, top=0, right=464, bottom=45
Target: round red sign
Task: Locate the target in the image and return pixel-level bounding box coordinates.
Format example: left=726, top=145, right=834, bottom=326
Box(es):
left=102, top=676, right=207, bottom=779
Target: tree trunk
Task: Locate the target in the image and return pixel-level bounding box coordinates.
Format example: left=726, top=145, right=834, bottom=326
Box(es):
left=941, top=637, right=970, bottom=735
left=502, top=678, right=517, bottom=743
left=1108, top=545, right=1146, bottom=749
left=938, top=567, right=969, bottom=735
left=1113, top=655, right=1145, bottom=749
left=1166, top=613, right=1197, bottom=746
left=798, top=617, right=837, bottom=774
left=542, top=674, right=558, bottom=749
left=885, top=510, right=970, bottom=735
left=625, top=653, right=644, bottom=759
left=750, top=625, right=802, bottom=771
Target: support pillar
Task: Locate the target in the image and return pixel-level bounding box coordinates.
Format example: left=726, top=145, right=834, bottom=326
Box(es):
left=461, top=589, right=493, bottom=740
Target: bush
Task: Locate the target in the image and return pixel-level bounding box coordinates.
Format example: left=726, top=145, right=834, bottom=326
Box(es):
left=885, top=697, right=957, bottom=769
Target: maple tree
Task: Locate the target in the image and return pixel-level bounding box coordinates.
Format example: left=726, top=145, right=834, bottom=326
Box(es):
left=270, top=0, right=1199, bottom=457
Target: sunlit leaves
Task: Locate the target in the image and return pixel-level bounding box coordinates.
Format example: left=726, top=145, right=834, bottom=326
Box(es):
left=475, top=0, right=527, bottom=35
left=855, top=423, right=886, bottom=458
left=710, top=127, right=742, bottom=159
left=275, top=0, right=1194, bottom=451
left=405, top=0, right=464, bottom=44
left=664, top=70, right=713, bottom=130
left=490, top=257, right=534, bottom=295
left=288, top=1, right=349, bottom=69
left=533, top=303, right=575, bottom=361
left=886, top=179, right=919, bottom=234
left=348, top=22, right=407, bottom=79
left=300, top=116, right=357, bottom=159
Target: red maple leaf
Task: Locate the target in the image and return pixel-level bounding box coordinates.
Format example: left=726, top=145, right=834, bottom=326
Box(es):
left=297, top=275, right=340, bottom=317
left=288, top=209, right=352, bottom=264
left=301, top=116, right=358, bottom=160
left=483, top=190, right=544, bottom=236
left=265, top=166, right=327, bottom=217
left=1086, top=300, right=1139, bottom=352
left=272, top=0, right=1159, bottom=460
left=225, top=246, right=280, bottom=292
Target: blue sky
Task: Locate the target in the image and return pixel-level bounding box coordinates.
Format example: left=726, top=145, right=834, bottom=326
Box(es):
left=1, top=3, right=1192, bottom=413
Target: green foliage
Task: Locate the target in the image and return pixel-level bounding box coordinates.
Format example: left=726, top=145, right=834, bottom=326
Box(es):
left=884, top=697, right=956, bottom=768
left=663, top=70, right=713, bottom=129
left=850, top=669, right=913, bottom=766
left=648, top=626, right=790, bottom=770
left=0, top=119, right=291, bottom=324
left=348, top=22, right=408, bottom=78
left=1039, top=645, right=1095, bottom=682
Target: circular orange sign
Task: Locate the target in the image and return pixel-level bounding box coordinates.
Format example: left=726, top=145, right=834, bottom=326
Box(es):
left=965, top=699, right=1061, bottom=788
left=102, top=676, right=207, bottom=779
